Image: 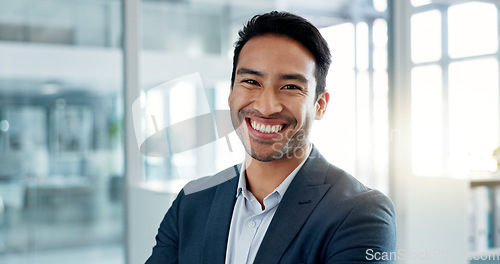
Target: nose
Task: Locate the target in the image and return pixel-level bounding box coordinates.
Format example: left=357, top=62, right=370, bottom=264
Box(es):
left=253, top=88, right=283, bottom=116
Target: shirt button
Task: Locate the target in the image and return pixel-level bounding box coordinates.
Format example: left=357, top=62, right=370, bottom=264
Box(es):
left=248, top=221, right=256, bottom=228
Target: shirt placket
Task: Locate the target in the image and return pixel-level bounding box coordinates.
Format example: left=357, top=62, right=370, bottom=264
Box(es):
left=234, top=198, right=264, bottom=263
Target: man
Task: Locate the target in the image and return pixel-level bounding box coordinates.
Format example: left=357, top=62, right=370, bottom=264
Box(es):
left=146, top=11, right=396, bottom=264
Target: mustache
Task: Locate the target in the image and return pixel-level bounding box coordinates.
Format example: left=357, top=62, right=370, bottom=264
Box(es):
left=238, top=109, right=296, bottom=124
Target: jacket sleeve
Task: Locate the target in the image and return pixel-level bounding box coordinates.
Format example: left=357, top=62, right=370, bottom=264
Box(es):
left=325, top=191, right=397, bottom=264
left=145, top=190, right=184, bottom=264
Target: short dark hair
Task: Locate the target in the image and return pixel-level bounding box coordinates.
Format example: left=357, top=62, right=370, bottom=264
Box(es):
left=231, top=11, right=332, bottom=100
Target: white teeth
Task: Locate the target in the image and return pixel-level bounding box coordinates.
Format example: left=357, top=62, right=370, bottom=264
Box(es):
left=250, top=120, right=284, bottom=134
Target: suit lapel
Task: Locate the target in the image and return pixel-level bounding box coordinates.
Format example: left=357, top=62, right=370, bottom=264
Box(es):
left=201, top=165, right=239, bottom=264
left=253, top=148, right=331, bottom=263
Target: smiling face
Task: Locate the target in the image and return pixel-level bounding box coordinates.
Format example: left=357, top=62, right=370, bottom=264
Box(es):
left=229, top=34, right=329, bottom=162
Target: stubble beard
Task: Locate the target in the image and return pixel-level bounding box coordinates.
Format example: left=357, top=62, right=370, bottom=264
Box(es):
left=230, top=109, right=310, bottom=162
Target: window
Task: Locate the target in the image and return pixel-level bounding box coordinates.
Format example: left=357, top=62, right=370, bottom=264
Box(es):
left=410, top=1, right=500, bottom=177
left=448, top=58, right=499, bottom=174
left=411, top=65, right=443, bottom=175
left=448, top=2, right=497, bottom=59
left=318, top=16, right=389, bottom=193
left=411, top=10, right=441, bottom=63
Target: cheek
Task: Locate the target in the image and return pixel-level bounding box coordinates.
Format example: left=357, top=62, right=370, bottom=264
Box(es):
left=229, top=90, right=241, bottom=106
left=229, top=97, right=243, bottom=110
left=287, top=98, right=312, bottom=119
left=296, top=105, right=316, bottom=127
left=230, top=89, right=253, bottom=108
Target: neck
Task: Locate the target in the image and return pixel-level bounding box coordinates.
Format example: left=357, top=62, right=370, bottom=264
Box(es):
left=244, top=143, right=311, bottom=206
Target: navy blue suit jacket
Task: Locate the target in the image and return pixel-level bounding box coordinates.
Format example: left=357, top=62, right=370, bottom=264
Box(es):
left=146, top=147, right=396, bottom=263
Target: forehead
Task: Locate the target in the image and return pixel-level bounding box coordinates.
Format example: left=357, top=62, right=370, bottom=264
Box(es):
left=236, top=34, right=316, bottom=77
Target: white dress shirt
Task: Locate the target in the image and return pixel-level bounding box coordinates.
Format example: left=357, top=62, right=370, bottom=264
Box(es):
left=224, top=147, right=312, bottom=264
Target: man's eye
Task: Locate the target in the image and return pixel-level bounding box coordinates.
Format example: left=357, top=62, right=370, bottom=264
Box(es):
left=283, top=84, right=301, bottom=90
left=243, top=79, right=258, bottom=85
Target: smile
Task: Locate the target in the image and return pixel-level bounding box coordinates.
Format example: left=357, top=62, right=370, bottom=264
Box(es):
left=247, top=118, right=286, bottom=134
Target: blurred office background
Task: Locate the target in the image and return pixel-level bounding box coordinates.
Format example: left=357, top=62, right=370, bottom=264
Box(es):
left=0, top=0, right=499, bottom=263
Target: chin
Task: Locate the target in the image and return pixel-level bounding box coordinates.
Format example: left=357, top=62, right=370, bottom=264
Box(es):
left=247, top=142, right=300, bottom=162
left=245, top=145, right=281, bottom=162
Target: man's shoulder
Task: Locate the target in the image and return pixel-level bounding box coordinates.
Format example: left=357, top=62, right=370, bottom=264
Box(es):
left=321, top=162, right=393, bottom=207
left=314, top=163, right=395, bottom=229
left=182, top=164, right=240, bottom=195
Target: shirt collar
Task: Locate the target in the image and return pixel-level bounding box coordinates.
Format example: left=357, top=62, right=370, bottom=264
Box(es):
left=236, top=145, right=313, bottom=200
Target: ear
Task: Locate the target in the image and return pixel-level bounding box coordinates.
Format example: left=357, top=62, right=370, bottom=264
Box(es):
left=315, top=91, right=329, bottom=120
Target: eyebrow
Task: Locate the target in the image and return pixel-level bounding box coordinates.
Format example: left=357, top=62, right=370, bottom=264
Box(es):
left=237, top=67, right=309, bottom=85
left=236, top=68, right=264, bottom=77
left=279, top=74, right=308, bottom=85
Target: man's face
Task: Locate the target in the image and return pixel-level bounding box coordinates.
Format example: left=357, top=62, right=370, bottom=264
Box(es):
left=229, top=34, right=329, bottom=162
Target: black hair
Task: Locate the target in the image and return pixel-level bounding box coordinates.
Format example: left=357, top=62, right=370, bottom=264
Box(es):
left=231, top=11, right=332, bottom=100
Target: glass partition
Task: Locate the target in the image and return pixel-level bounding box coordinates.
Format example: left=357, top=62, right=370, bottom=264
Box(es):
left=0, top=0, right=125, bottom=263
